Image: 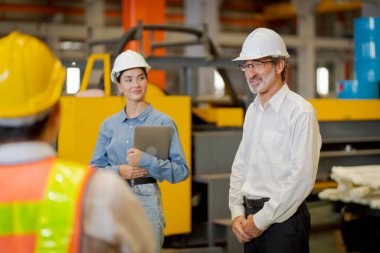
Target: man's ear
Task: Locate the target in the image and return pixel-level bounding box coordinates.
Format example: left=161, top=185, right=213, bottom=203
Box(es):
left=40, top=102, right=60, bottom=143
left=276, top=59, right=285, bottom=74
left=51, top=102, right=61, bottom=132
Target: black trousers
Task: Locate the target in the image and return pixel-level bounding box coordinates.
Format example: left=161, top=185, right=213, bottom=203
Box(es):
left=244, top=198, right=310, bottom=253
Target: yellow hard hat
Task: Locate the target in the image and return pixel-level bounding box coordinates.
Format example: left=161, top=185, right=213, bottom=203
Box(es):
left=0, top=32, right=65, bottom=118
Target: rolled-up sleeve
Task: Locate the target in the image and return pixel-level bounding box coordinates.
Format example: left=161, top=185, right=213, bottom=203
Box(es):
left=139, top=121, right=189, bottom=183
left=90, top=122, right=120, bottom=174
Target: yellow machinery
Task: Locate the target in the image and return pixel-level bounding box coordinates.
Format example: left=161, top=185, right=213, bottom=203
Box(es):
left=309, top=99, right=380, bottom=121
left=57, top=23, right=380, bottom=243
left=58, top=54, right=192, bottom=235
left=309, top=99, right=380, bottom=191
left=56, top=53, right=380, bottom=247
left=192, top=106, right=243, bottom=128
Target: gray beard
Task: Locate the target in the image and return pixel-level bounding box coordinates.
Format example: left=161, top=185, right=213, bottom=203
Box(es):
left=247, top=68, right=276, bottom=95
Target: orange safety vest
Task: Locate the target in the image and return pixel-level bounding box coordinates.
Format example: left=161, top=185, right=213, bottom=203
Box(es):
left=0, top=157, right=94, bottom=253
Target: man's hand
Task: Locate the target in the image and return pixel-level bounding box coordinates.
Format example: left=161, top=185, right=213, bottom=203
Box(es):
left=242, top=214, right=263, bottom=238
left=231, top=216, right=253, bottom=243
left=127, top=148, right=143, bottom=166
left=119, top=164, right=148, bottom=179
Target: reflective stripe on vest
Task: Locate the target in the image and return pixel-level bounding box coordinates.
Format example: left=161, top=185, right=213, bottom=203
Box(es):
left=0, top=157, right=94, bottom=253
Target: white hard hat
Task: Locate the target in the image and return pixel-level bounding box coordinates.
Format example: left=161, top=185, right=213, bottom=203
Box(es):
left=111, top=50, right=151, bottom=83
left=233, top=28, right=290, bottom=61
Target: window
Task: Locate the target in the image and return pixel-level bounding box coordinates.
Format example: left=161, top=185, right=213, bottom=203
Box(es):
left=66, top=62, right=80, bottom=94
left=317, top=67, right=329, bottom=96
left=214, top=70, right=225, bottom=96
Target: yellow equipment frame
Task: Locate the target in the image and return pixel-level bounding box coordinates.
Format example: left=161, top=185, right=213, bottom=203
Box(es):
left=58, top=54, right=191, bottom=236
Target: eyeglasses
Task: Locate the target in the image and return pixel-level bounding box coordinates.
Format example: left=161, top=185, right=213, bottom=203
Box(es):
left=239, top=60, right=275, bottom=72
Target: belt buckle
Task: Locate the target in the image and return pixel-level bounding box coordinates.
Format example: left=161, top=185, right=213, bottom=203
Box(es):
left=128, top=179, right=135, bottom=187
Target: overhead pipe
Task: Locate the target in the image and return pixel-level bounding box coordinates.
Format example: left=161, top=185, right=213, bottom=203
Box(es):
left=0, top=1, right=362, bottom=28
left=0, top=3, right=120, bottom=18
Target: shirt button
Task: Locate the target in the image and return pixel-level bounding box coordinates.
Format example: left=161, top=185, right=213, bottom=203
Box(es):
left=130, top=125, right=133, bottom=128
left=126, top=140, right=129, bottom=143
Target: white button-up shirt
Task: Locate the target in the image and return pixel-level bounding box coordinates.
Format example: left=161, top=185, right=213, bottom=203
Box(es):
left=229, top=84, right=321, bottom=230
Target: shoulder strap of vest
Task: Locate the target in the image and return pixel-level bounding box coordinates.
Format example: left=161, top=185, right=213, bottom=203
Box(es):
left=35, top=159, right=94, bottom=253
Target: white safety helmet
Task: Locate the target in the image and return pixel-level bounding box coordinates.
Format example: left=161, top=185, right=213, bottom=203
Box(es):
left=111, top=50, right=151, bottom=83
left=233, top=28, right=290, bottom=61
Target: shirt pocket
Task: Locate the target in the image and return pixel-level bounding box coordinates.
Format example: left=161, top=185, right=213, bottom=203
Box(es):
left=259, top=130, right=286, bottom=163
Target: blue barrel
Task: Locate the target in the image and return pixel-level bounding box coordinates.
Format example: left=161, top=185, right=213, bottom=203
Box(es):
left=337, top=79, right=379, bottom=99
left=353, top=17, right=380, bottom=98
left=336, top=80, right=357, bottom=99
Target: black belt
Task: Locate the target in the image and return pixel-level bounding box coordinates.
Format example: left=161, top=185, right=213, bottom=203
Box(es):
left=127, top=177, right=157, bottom=187
left=244, top=197, right=270, bottom=208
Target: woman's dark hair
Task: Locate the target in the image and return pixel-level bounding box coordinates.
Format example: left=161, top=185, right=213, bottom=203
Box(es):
left=116, top=67, right=148, bottom=83
left=0, top=115, right=49, bottom=143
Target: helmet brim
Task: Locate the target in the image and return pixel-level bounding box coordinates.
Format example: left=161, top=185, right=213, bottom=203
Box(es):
left=232, top=54, right=290, bottom=62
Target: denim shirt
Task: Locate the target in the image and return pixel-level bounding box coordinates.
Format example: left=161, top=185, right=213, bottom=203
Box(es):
left=90, top=104, right=189, bottom=183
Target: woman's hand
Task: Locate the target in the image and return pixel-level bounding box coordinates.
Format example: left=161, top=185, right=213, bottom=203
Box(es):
left=119, top=164, right=148, bottom=179
left=127, top=148, right=143, bottom=166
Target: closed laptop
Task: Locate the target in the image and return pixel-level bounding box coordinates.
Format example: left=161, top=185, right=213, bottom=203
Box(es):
left=133, top=125, right=171, bottom=159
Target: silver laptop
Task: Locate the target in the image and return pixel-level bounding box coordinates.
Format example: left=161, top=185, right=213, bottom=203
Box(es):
left=133, top=126, right=171, bottom=159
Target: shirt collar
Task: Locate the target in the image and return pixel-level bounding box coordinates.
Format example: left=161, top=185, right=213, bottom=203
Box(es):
left=253, top=83, right=289, bottom=113
left=119, top=104, right=153, bottom=123
left=268, top=83, right=289, bottom=113
left=0, top=141, right=56, bottom=165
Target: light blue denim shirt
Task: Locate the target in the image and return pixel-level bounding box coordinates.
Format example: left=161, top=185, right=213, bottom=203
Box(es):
left=90, top=104, right=189, bottom=183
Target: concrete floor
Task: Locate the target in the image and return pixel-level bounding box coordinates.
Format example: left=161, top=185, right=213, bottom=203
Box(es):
left=310, top=229, right=345, bottom=253
left=162, top=200, right=348, bottom=253
left=309, top=200, right=345, bottom=253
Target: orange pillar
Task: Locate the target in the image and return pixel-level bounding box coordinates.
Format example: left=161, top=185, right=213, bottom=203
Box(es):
left=122, top=0, right=166, bottom=89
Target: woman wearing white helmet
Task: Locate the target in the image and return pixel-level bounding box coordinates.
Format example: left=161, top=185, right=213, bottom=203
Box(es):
left=91, top=50, right=189, bottom=253
left=229, top=28, right=321, bottom=253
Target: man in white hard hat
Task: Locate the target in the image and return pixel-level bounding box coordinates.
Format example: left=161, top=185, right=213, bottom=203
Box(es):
left=0, top=32, right=155, bottom=253
left=228, top=28, right=321, bottom=253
